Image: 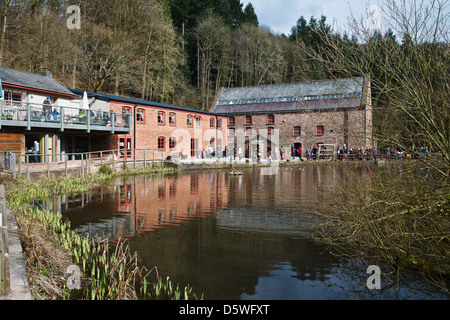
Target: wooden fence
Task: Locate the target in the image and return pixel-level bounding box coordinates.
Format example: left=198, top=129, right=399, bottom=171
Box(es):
left=2, top=147, right=442, bottom=179
left=3, top=148, right=170, bottom=179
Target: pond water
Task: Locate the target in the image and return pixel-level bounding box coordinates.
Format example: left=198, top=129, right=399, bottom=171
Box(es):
left=59, top=164, right=448, bottom=300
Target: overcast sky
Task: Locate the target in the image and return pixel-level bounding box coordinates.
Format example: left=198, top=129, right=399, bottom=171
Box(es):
left=241, top=0, right=383, bottom=35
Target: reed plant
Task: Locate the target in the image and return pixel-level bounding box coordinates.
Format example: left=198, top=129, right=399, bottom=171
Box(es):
left=4, top=166, right=201, bottom=300
left=313, top=161, right=450, bottom=294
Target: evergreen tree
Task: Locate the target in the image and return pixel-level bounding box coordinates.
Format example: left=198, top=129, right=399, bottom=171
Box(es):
left=242, top=3, right=258, bottom=26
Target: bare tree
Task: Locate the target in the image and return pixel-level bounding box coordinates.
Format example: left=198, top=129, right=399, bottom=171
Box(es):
left=311, top=0, right=450, bottom=293
left=74, top=22, right=133, bottom=93
left=231, top=24, right=287, bottom=87
left=0, top=0, right=26, bottom=65
left=310, top=0, right=449, bottom=177
left=194, top=11, right=231, bottom=110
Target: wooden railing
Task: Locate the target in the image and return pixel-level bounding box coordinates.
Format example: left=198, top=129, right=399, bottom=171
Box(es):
left=2, top=147, right=442, bottom=179
left=306, top=152, right=440, bottom=161
left=7, top=148, right=170, bottom=179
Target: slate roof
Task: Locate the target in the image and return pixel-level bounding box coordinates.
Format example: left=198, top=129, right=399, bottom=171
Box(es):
left=212, top=76, right=367, bottom=114
left=0, top=66, right=76, bottom=97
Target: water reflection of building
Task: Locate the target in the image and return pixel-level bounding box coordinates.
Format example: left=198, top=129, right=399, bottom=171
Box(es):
left=226, top=166, right=337, bottom=209
left=217, top=166, right=337, bottom=235
left=63, top=172, right=230, bottom=239
left=126, top=173, right=229, bottom=236
left=60, top=166, right=345, bottom=239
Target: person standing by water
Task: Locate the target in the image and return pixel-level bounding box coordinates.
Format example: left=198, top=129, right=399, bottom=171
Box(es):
left=32, top=140, right=39, bottom=163
left=298, top=146, right=303, bottom=161
left=279, top=146, right=285, bottom=160
left=312, top=145, right=318, bottom=160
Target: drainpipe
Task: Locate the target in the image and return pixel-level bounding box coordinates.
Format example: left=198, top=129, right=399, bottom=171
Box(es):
left=215, top=115, right=218, bottom=159
left=133, top=104, right=137, bottom=161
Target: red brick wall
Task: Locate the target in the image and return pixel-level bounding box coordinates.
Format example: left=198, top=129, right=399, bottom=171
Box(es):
left=109, top=101, right=228, bottom=158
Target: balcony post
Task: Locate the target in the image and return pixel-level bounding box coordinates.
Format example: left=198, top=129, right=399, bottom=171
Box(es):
left=60, top=107, right=65, bottom=132
left=26, top=104, right=31, bottom=131
left=87, top=108, right=90, bottom=133
left=111, top=112, right=115, bottom=134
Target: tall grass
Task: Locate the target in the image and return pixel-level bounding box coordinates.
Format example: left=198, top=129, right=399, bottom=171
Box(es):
left=4, top=166, right=201, bottom=300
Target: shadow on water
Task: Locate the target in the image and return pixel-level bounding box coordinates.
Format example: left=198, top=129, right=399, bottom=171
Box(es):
left=55, top=165, right=448, bottom=300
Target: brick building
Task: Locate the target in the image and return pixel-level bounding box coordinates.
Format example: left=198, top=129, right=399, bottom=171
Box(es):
left=211, top=76, right=372, bottom=159
left=70, top=90, right=228, bottom=160
left=0, top=65, right=227, bottom=169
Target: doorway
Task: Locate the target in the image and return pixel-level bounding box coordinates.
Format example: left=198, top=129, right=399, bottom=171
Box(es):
left=245, top=137, right=250, bottom=158
left=294, top=142, right=302, bottom=157
left=25, top=134, right=44, bottom=163
left=191, top=138, right=199, bottom=157
left=118, top=135, right=133, bottom=159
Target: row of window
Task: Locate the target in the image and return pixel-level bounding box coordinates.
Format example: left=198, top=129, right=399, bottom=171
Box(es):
left=227, top=125, right=325, bottom=136
left=228, top=115, right=275, bottom=126
left=126, top=107, right=222, bottom=129
left=157, top=136, right=177, bottom=150
left=228, top=115, right=329, bottom=133
left=3, top=89, right=24, bottom=102
left=157, top=136, right=220, bottom=150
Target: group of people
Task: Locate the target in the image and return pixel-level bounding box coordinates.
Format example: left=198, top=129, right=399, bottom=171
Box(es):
left=335, top=145, right=376, bottom=160
left=278, top=144, right=379, bottom=161
left=193, top=143, right=429, bottom=162
left=279, top=145, right=314, bottom=161
left=42, top=97, right=59, bottom=121
left=198, top=144, right=223, bottom=159
left=41, top=97, right=111, bottom=125
left=385, top=146, right=431, bottom=159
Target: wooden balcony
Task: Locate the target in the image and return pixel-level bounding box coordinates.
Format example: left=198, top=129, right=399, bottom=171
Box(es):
left=0, top=101, right=131, bottom=134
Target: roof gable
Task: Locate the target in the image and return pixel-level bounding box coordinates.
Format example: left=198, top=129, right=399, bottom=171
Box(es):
left=212, top=77, right=367, bottom=114
left=0, top=66, right=75, bottom=97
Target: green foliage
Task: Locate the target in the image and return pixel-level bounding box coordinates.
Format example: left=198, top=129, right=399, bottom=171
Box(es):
left=5, top=166, right=199, bottom=300
left=99, top=165, right=112, bottom=175
left=2, top=0, right=447, bottom=130
left=142, top=276, right=203, bottom=300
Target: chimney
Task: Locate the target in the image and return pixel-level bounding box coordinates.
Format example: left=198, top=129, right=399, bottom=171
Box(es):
left=41, top=70, right=53, bottom=79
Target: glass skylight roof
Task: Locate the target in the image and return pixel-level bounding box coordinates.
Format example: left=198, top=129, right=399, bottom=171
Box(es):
left=217, top=92, right=362, bottom=106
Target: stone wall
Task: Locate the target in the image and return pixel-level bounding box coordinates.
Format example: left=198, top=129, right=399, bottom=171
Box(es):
left=227, top=106, right=372, bottom=159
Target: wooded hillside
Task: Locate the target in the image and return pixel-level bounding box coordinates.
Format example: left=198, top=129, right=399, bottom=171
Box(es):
left=0, top=0, right=447, bottom=135
left=0, top=0, right=354, bottom=109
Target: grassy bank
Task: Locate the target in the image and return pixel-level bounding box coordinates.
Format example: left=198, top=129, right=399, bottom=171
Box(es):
left=3, top=165, right=202, bottom=300
left=313, top=161, right=450, bottom=294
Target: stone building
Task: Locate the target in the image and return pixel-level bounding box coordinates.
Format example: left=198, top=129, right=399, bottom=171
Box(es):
left=211, top=76, right=372, bottom=159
